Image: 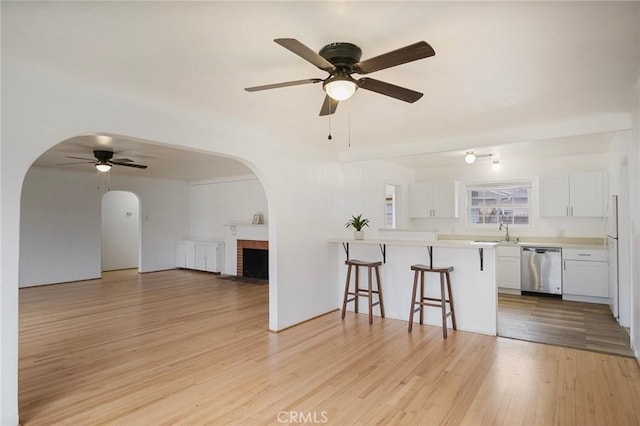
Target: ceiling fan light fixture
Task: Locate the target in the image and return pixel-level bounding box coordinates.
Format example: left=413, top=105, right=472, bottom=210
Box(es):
left=95, top=162, right=112, bottom=172
left=323, top=72, right=357, bottom=101
left=464, top=152, right=476, bottom=164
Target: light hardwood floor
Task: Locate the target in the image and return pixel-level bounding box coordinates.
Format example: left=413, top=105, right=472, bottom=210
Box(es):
left=20, top=269, right=640, bottom=425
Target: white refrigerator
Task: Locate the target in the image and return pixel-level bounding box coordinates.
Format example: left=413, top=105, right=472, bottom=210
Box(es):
left=606, top=195, right=619, bottom=319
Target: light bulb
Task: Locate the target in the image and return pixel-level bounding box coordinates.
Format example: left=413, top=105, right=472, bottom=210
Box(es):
left=464, top=152, right=476, bottom=164
left=96, top=163, right=112, bottom=172
left=323, top=73, right=357, bottom=101
left=492, top=160, right=501, bottom=171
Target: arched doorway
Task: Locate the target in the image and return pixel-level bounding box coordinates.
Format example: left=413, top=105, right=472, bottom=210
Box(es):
left=101, top=191, right=140, bottom=272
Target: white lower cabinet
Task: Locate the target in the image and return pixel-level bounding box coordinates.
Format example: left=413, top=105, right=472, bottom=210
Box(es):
left=562, top=248, right=608, bottom=303
left=176, top=241, right=196, bottom=269
left=176, top=240, right=224, bottom=273
left=496, top=246, right=521, bottom=294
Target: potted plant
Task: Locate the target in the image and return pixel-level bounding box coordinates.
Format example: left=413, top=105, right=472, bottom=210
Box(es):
left=345, top=214, right=370, bottom=240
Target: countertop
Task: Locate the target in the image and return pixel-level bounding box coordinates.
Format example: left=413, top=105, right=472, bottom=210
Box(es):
left=328, top=238, right=499, bottom=249
left=438, top=235, right=605, bottom=250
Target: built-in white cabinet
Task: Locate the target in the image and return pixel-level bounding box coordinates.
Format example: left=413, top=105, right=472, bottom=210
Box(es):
left=176, top=240, right=224, bottom=273
left=496, top=246, right=521, bottom=294
left=540, top=171, right=605, bottom=217
left=562, top=248, right=608, bottom=303
left=176, top=241, right=196, bottom=269
left=409, top=181, right=459, bottom=218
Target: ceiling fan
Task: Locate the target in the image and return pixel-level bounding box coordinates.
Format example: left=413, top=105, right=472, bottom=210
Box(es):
left=57, top=150, right=148, bottom=172
left=245, top=38, right=435, bottom=116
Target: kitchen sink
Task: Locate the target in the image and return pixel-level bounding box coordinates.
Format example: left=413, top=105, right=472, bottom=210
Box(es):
left=473, top=239, right=519, bottom=244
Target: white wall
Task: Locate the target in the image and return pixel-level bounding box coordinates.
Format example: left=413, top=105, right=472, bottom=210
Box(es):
left=629, top=111, right=640, bottom=361
left=19, top=167, right=189, bottom=287
left=188, top=175, right=267, bottom=239
left=102, top=191, right=139, bottom=272
left=411, top=151, right=609, bottom=238
left=340, top=159, right=415, bottom=239
left=2, top=59, right=342, bottom=424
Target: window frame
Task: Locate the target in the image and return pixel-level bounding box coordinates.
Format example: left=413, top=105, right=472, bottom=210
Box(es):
left=465, top=181, right=533, bottom=229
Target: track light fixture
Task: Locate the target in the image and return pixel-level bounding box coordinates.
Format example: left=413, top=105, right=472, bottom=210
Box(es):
left=464, top=152, right=476, bottom=164
left=464, top=151, right=501, bottom=171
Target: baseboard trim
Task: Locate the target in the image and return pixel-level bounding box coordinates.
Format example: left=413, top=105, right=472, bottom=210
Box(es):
left=268, top=309, right=339, bottom=333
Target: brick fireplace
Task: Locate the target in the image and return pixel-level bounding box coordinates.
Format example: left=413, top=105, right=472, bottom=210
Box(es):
left=236, top=239, right=269, bottom=277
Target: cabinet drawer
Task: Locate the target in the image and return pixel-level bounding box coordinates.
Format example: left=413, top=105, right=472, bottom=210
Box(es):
left=563, top=248, right=606, bottom=262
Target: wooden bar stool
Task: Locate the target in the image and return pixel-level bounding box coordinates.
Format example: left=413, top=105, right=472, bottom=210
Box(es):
left=341, top=259, right=385, bottom=324
left=408, top=264, right=457, bottom=338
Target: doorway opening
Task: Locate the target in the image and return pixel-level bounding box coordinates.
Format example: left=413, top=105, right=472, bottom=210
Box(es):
left=101, top=191, right=140, bottom=272
left=384, top=184, right=398, bottom=229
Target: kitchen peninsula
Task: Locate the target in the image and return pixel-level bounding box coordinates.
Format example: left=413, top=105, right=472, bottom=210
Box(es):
left=329, top=233, right=498, bottom=335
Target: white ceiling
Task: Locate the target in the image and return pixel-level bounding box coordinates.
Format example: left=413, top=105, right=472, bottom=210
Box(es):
left=4, top=1, right=639, bottom=179
left=31, top=134, right=254, bottom=181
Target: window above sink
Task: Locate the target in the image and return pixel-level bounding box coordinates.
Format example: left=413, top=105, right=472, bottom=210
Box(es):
left=466, top=181, right=532, bottom=228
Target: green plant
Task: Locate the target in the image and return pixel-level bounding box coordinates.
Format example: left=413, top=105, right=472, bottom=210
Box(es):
left=344, top=214, right=370, bottom=231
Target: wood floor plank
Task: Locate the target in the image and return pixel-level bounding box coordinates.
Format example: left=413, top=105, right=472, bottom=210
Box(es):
left=498, top=293, right=633, bottom=357
left=19, top=270, right=640, bottom=425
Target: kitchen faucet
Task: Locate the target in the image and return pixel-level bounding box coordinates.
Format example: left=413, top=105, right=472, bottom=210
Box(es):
left=499, top=221, right=510, bottom=242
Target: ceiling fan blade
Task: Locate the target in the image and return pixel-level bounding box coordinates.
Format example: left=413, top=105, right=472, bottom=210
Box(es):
left=66, top=155, right=95, bottom=161
left=245, top=78, right=323, bottom=92
left=357, top=78, right=423, bottom=103
left=354, top=41, right=435, bottom=74
left=319, top=95, right=339, bottom=116
left=112, top=158, right=133, bottom=163
left=111, top=161, right=148, bottom=169
left=56, top=161, right=94, bottom=166
left=274, top=38, right=336, bottom=72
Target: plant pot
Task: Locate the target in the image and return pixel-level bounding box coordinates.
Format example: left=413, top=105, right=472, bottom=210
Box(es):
left=354, top=231, right=364, bottom=240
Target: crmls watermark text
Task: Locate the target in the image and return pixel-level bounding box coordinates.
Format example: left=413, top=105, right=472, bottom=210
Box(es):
left=277, top=410, right=329, bottom=424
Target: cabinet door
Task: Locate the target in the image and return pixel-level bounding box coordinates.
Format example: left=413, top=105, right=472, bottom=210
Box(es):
left=195, top=243, right=208, bottom=271
left=432, top=181, right=459, bottom=218
left=540, top=175, right=570, bottom=217
left=176, top=241, right=195, bottom=269
left=409, top=182, right=433, bottom=218
left=570, top=171, right=604, bottom=217
left=563, top=260, right=608, bottom=297
left=205, top=243, right=219, bottom=272
left=195, top=243, right=219, bottom=272
left=497, top=257, right=521, bottom=290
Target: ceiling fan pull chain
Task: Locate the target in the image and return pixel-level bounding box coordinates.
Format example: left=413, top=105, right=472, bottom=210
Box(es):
left=348, top=113, right=351, bottom=148
left=328, top=115, right=332, bottom=140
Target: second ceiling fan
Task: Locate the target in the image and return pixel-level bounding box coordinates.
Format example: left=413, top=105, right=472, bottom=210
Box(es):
left=245, top=38, right=435, bottom=116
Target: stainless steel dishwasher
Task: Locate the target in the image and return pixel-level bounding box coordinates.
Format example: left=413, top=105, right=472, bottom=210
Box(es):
left=521, top=246, right=562, bottom=295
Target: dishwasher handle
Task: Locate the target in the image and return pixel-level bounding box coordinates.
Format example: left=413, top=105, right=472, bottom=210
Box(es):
left=521, top=246, right=561, bottom=254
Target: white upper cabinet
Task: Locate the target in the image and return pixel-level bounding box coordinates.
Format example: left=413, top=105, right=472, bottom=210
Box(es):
left=409, top=181, right=459, bottom=218
left=540, top=171, right=605, bottom=217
